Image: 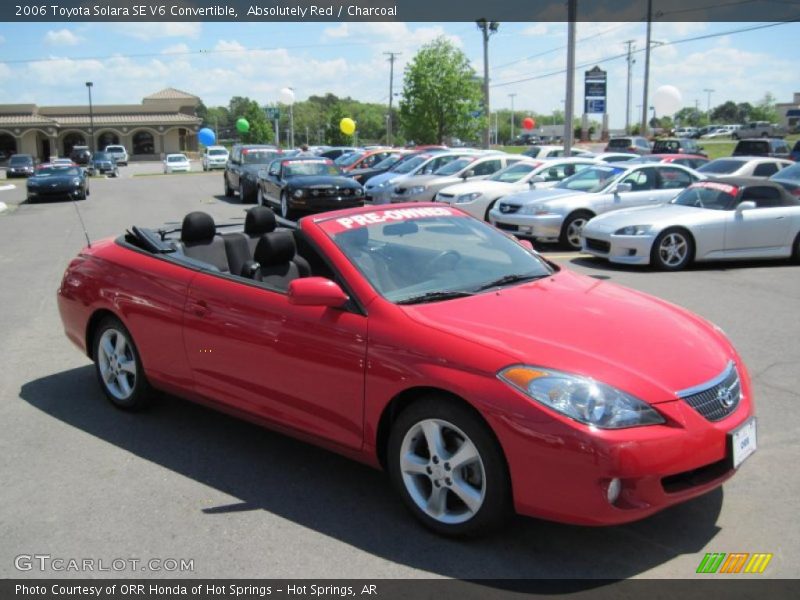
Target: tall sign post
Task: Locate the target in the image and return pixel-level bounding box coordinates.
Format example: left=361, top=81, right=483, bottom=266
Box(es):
left=583, top=66, right=608, bottom=142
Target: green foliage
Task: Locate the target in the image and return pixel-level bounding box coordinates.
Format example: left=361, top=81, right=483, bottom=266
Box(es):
left=750, top=92, right=779, bottom=123
left=228, top=96, right=273, bottom=144
left=398, top=37, right=484, bottom=144
left=326, top=103, right=351, bottom=146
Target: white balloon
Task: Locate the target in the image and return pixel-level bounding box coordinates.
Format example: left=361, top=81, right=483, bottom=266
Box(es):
left=653, top=85, right=682, bottom=115
left=279, top=87, right=295, bottom=105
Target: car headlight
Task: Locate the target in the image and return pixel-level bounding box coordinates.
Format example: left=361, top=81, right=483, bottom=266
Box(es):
left=455, top=192, right=482, bottom=204
left=28, top=179, right=38, bottom=186
left=293, top=189, right=304, bottom=198
left=73, top=178, right=81, bottom=185
left=354, top=188, right=363, bottom=196
left=409, top=186, right=426, bottom=195
left=498, top=365, right=665, bottom=429
left=614, top=225, right=653, bottom=236
left=522, top=204, right=554, bottom=215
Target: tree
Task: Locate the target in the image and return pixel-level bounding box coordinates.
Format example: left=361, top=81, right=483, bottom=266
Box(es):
left=674, top=106, right=703, bottom=127
left=228, top=96, right=273, bottom=144
left=711, top=101, right=738, bottom=123
left=398, top=37, right=483, bottom=144
left=326, top=102, right=351, bottom=146
left=750, top=92, right=778, bottom=123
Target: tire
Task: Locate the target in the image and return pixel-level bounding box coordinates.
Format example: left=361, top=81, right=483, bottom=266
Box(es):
left=280, top=192, right=296, bottom=220
left=203, top=163, right=208, bottom=172
left=651, top=228, right=694, bottom=271
left=387, top=396, right=511, bottom=537
left=239, top=182, right=250, bottom=204
left=559, top=210, right=593, bottom=251
left=791, top=232, right=800, bottom=263
left=224, top=174, right=234, bottom=197
left=257, top=186, right=264, bottom=206
left=92, top=316, right=151, bottom=411
left=484, top=199, right=498, bottom=222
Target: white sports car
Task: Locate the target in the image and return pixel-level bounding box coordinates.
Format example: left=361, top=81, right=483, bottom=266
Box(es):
left=581, top=178, right=800, bottom=270
left=434, top=158, right=599, bottom=220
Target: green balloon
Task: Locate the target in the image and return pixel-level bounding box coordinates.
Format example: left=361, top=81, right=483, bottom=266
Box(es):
left=236, top=118, right=250, bottom=133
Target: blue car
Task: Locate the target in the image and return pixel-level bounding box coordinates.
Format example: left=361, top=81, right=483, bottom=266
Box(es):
left=88, top=151, right=119, bottom=177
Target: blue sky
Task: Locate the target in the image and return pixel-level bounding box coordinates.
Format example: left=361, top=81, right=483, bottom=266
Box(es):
left=0, top=21, right=796, bottom=127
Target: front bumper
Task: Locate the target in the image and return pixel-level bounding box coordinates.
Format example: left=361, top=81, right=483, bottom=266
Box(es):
left=582, top=231, right=656, bottom=265
left=28, top=186, right=83, bottom=199
left=205, top=160, right=227, bottom=169
left=489, top=212, right=564, bottom=242
left=390, top=191, right=433, bottom=203
left=6, top=169, right=34, bottom=178
left=289, top=195, right=364, bottom=214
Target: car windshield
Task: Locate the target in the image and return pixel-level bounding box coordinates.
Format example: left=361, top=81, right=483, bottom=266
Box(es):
left=653, top=140, right=680, bottom=152
left=284, top=160, right=340, bottom=177
left=167, top=156, right=186, bottom=162
left=209, top=149, right=228, bottom=156
left=323, top=208, right=553, bottom=304
left=372, top=154, right=403, bottom=170
left=335, top=152, right=365, bottom=166
left=489, top=162, right=538, bottom=182
left=672, top=183, right=738, bottom=210
left=735, top=141, right=768, bottom=154
left=106, top=147, right=123, bottom=152
left=35, top=166, right=81, bottom=176
left=9, top=156, right=32, bottom=165
left=93, top=152, right=110, bottom=160
left=434, top=157, right=474, bottom=176
left=698, top=159, right=746, bottom=174
left=242, top=149, right=278, bottom=164
left=555, top=165, right=625, bottom=193
left=772, top=162, right=800, bottom=181
left=392, top=156, right=427, bottom=174
left=607, top=139, right=632, bottom=149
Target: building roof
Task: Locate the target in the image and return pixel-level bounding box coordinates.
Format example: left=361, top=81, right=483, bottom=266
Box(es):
left=144, top=88, right=200, bottom=101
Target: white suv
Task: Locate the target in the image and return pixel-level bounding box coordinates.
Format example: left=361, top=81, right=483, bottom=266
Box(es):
left=202, top=146, right=229, bottom=171
left=104, top=145, right=128, bottom=166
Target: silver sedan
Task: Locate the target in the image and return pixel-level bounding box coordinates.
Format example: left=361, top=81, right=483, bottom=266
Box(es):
left=489, top=163, right=703, bottom=249
left=581, top=178, right=800, bottom=270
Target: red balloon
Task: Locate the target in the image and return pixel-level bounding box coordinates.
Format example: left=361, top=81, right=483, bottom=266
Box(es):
left=522, top=117, right=536, bottom=130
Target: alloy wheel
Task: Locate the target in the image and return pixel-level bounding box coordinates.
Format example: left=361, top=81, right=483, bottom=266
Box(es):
left=97, top=328, right=137, bottom=402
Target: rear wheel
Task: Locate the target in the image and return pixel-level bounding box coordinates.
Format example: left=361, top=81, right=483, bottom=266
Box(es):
left=560, top=211, right=593, bottom=250
left=387, top=396, right=511, bottom=537
left=651, top=228, right=694, bottom=271
left=792, top=232, right=800, bottom=263
left=92, top=317, right=151, bottom=410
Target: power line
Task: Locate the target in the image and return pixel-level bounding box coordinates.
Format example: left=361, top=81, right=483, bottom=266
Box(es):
left=490, top=20, right=798, bottom=89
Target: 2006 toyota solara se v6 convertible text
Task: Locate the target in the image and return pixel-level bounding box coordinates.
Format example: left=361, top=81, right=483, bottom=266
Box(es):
left=57, top=202, right=757, bottom=536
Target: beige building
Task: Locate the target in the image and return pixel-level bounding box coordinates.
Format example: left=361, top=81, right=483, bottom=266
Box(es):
left=777, top=92, right=800, bottom=133
left=0, top=88, right=202, bottom=162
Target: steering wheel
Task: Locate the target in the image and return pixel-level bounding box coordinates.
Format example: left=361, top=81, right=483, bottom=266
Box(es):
left=426, top=250, right=462, bottom=276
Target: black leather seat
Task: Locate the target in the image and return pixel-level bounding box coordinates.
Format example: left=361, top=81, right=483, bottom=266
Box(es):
left=180, top=212, right=230, bottom=272
left=338, top=227, right=395, bottom=292
left=252, top=231, right=305, bottom=290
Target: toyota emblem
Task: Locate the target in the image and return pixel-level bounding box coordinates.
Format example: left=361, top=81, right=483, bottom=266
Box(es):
left=716, top=385, right=736, bottom=408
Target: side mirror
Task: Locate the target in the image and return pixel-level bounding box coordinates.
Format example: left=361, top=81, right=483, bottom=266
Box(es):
left=288, top=277, right=349, bottom=308
left=613, top=182, right=633, bottom=195
left=462, top=169, right=475, bottom=180
left=736, top=200, right=756, bottom=213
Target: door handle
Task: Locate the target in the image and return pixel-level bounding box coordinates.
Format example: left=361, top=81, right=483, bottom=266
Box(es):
left=190, top=300, right=209, bottom=317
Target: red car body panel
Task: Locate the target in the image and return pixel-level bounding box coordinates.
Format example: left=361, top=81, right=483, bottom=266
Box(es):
left=57, top=203, right=754, bottom=525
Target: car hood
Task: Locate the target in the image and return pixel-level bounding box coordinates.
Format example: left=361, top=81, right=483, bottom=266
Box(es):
left=439, top=180, right=514, bottom=196
left=29, top=174, right=79, bottom=184
left=584, top=203, right=709, bottom=233
left=401, top=270, right=735, bottom=403
left=288, top=175, right=360, bottom=188
left=499, top=187, right=585, bottom=206
left=364, top=171, right=403, bottom=189
left=395, top=174, right=439, bottom=188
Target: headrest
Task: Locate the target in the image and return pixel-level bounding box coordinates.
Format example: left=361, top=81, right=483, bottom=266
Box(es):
left=339, top=226, right=368, bottom=249
left=254, top=231, right=296, bottom=267
left=181, top=211, right=216, bottom=244
left=245, top=206, right=276, bottom=236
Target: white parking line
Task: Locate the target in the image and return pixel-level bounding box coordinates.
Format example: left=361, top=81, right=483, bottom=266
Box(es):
left=0, top=184, right=16, bottom=191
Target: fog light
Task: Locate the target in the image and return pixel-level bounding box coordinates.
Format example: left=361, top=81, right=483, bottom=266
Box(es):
left=627, top=248, right=637, bottom=257
left=607, top=478, right=621, bottom=504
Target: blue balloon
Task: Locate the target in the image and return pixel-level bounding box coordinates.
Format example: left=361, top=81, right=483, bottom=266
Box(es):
left=198, top=127, right=216, bottom=146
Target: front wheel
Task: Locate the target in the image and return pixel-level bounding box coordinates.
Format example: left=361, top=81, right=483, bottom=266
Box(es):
left=92, top=317, right=151, bottom=410
left=651, top=228, right=694, bottom=271
left=257, top=186, right=264, bottom=206
left=387, top=397, right=511, bottom=537
left=560, top=211, right=593, bottom=251
left=280, top=192, right=296, bottom=220
left=224, top=175, right=234, bottom=197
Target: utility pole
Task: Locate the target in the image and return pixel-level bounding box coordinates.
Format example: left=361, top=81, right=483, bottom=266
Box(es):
left=624, top=40, right=635, bottom=133
left=703, top=88, right=714, bottom=121
left=384, top=51, right=401, bottom=146
left=564, top=1, right=576, bottom=155
left=508, top=92, right=517, bottom=143
left=641, top=0, right=653, bottom=135
left=477, top=19, right=499, bottom=149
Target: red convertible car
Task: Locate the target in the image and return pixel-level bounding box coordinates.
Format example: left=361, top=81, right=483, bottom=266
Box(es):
left=57, top=203, right=756, bottom=535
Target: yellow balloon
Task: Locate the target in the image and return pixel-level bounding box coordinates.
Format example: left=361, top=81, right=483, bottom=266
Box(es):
left=340, top=118, right=356, bottom=136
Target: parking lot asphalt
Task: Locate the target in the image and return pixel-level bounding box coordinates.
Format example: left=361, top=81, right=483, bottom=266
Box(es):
left=0, top=163, right=798, bottom=581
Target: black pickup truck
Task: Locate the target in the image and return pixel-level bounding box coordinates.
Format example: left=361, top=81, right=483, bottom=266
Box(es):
left=224, top=144, right=283, bottom=203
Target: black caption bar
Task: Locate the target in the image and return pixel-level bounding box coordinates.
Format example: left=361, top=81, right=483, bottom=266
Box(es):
left=3, top=0, right=800, bottom=22
left=3, top=580, right=800, bottom=600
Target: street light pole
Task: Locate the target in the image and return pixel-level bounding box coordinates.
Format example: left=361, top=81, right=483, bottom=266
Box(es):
left=384, top=51, right=400, bottom=146
left=85, top=81, right=95, bottom=153
left=624, top=40, right=635, bottom=133
left=703, top=88, right=715, bottom=122
left=477, top=19, right=499, bottom=149
left=641, top=0, right=653, bottom=135
left=508, top=93, right=517, bottom=143
left=563, top=0, right=577, bottom=155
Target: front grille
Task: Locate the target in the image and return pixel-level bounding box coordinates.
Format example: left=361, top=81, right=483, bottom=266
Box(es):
left=661, top=457, right=731, bottom=494
left=437, top=193, right=454, bottom=200
left=585, top=238, right=610, bottom=253
left=495, top=222, right=519, bottom=232
left=498, top=203, right=520, bottom=214
left=394, top=187, right=407, bottom=195
left=678, top=362, right=741, bottom=422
